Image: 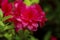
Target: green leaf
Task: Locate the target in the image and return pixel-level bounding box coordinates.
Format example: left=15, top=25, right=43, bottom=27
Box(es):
left=24, top=0, right=32, bottom=6
left=15, top=35, right=21, bottom=40
left=44, top=31, right=51, bottom=40
left=24, top=30, right=30, bottom=35
left=3, top=24, right=14, bottom=31
left=4, top=33, right=12, bottom=40
left=0, top=21, right=5, bottom=26
left=29, top=36, right=38, bottom=40
left=32, top=0, right=39, bottom=4
left=24, top=0, right=39, bottom=6
left=0, top=34, right=3, bottom=37
left=2, top=15, right=12, bottom=21
left=24, top=30, right=30, bottom=40
left=3, top=26, right=10, bottom=31
left=8, top=0, right=14, bottom=2
left=0, top=9, right=3, bottom=18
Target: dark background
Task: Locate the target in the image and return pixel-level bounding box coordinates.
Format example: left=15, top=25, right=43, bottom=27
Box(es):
left=33, top=0, right=60, bottom=40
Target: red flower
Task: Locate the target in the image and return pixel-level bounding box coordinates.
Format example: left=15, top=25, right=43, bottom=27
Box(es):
left=0, top=0, right=2, bottom=7
left=1, top=0, right=12, bottom=16
left=13, top=1, right=47, bottom=31
left=1, top=0, right=47, bottom=31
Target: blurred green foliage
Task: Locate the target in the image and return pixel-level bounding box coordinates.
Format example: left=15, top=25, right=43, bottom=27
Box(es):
left=15, top=30, right=38, bottom=40
left=24, top=0, right=39, bottom=6
left=41, top=0, right=60, bottom=38
left=0, top=9, right=15, bottom=40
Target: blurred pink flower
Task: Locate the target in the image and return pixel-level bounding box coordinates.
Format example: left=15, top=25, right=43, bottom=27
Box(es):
left=13, top=1, right=47, bottom=31
left=1, top=0, right=47, bottom=31
left=1, top=0, right=12, bottom=16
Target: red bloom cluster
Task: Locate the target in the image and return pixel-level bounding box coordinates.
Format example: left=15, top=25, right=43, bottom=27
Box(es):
left=1, top=0, right=12, bottom=16
left=1, top=0, right=47, bottom=31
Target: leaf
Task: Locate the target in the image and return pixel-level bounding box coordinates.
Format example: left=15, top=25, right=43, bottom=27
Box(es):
left=44, top=31, right=51, bottom=40
left=24, top=30, right=30, bottom=36
left=29, top=36, right=38, bottom=40
left=24, top=0, right=39, bottom=6
left=30, top=37, right=36, bottom=40
left=32, top=0, right=39, bottom=4
left=0, top=34, right=3, bottom=37
left=24, top=30, right=30, bottom=40
left=15, top=34, right=21, bottom=40
left=4, top=33, right=12, bottom=40
left=0, top=9, right=3, bottom=18
left=3, top=24, right=14, bottom=31
left=8, top=0, right=14, bottom=2
left=2, top=15, right=12, bottom=21
left=24, top=0, right=32, bottom=6
left=0, top=21, right=5, bottom=26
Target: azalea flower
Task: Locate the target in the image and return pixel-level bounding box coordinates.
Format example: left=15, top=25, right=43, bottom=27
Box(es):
left=13, top=1, right=47, bottom=31
left=1, top=0, right=12, bottom=16
left=1, top=0, right=47, bottom=31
